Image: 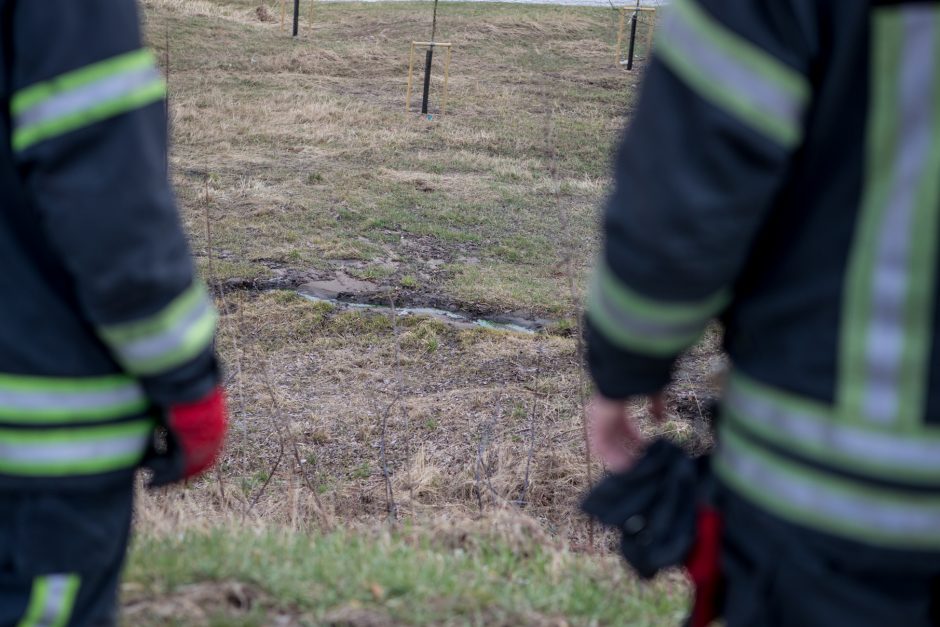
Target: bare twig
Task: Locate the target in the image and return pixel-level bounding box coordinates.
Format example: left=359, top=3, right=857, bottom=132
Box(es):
left=377, top=293, right=401, bottom=521
left=261, top=365, right=326, bottom=520
left=520, top=347, right=544, bottom=507
left=685, top=373, right=707, bottom=440
left=200, top=173, right=231, bottom=508
left=244, top=427, right=285, bottom=516
left=473, top=396, right=507, bottom=512
left=544, top=98, right=596, bottom=552
left=204, top=176, right=214, bottom=289
left=473, top=415, right=488, bottom=515
left=164, top=24, right=170, bottom=179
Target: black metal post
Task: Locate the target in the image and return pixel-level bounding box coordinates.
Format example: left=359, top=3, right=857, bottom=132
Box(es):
left=292, top=0, right=300, bottom=37
left=626, top=10, right=638, bottom=70
left=421, top=47, right=434, bottom=115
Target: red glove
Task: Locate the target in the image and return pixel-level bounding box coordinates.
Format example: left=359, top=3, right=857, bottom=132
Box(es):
left=685, top=506, right=724, bottom=627
left=168, top=385, right=228, bottom=479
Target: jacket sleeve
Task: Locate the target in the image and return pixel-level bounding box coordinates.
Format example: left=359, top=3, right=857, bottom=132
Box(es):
left=9, top=0, right=219, bottom=405
left=587, top=0, right=817, bottom=399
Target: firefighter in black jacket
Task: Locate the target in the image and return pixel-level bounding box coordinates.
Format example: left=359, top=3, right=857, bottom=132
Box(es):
left=0, top=1, right=227, bottom=624
left=587, top=0, right=940, bottom=624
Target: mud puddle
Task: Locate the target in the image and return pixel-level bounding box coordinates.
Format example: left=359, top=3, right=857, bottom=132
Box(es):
left=297, top=273, right=546, bottom=334
left=218, top=271, right=558, bottom=335
left=298, top=292, right=541, bottom=334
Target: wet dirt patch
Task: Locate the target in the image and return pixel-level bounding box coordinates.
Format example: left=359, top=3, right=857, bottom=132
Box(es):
left=321, top=605, right=394, bottom=627
left=300, top=272, right=383, bottom=300
left=222, top=269, right=563, bottom=335
left=121, top=581, right=291, bottom=625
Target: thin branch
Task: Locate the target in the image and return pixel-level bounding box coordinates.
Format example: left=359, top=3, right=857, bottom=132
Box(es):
left=543, top=98, right=595, bottom=552
left=261, top=365, right=326, bottom=520
left=244, top=429, right=285, bottom=517
left=520, top=347, right=543, bottom=508
left=685, top=373, right=707, bottom=441
left=378, top=293, right=401, bottom=521
left=164, top=23, right=170, bottom=179
left=473, top=414, right=488, bottom=515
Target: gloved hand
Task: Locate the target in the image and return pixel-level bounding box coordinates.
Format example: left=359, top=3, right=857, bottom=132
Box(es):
left=146, top=386, right=227, bottom=487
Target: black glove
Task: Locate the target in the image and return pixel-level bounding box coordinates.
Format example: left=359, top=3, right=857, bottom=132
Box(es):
left=582, top=439, right=701, bottom=579
left=141, top=414, right=186, bottom=488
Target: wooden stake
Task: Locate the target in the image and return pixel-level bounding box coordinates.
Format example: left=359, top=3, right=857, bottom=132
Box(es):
left=441, top=45, right=452, bottom=116
left=616, top=7, right=625, bottom=64
left=405, top=42, right=416, bottom=111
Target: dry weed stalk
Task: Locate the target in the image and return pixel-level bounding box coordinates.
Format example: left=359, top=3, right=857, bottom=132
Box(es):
left=474, top=398, right=513, bottom=511
left=544, top=99, right=595, bottom=552
left=519, top=347, right=544, bottom=507
left=684, top=373, right=707, bottom=441
left=201, top=173, right=232, bottom=507
left=163, top=23, right=170, bottom=179
left=374, top=294, right=402, bottom=522
left=259, top=365, right=327, bottom=524
left=244, top=422, right=285, bottom=517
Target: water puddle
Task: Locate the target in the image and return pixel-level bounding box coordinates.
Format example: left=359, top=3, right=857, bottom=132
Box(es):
left=294, top=274, right=548, bottom=334
left=297, top=292, right=540, bottom=334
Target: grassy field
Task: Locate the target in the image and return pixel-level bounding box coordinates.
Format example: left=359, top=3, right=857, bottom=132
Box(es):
left=132, top=1, right=719, bottom=624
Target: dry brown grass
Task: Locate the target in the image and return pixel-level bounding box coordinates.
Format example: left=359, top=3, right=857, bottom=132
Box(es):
left=138, top=287, right=722, bottom=552
left=135, top=0, right=715, bottom=557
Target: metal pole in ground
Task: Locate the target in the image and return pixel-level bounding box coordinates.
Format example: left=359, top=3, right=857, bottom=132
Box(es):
left=625, top=1, right=639, bottom=70
left=421, top=0, right=439, bottom=116
left=421, top=47, right=434, bottom=114
left=292, top=0, right=300, bottom=37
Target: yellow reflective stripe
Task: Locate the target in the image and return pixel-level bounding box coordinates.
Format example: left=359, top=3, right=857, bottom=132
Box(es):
left=0, top=373, right=146, bottom=423
left=17, top=575, right=80, bottom=627
left=717, top=422, right=940, bottom=549
left=12, top=49, right=165, bottom=151
left=838, top=7, right=940, bottom=429
left=587, top=260, right=727, bottom=356
left=657, top=0, right=810, bottom=147
left=0, top=420, right=152, bottom=477
left=725, top=371, right=940, bottom=483
left=98, top=282, right=217, bottom=376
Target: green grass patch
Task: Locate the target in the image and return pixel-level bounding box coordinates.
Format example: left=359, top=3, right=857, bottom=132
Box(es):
left=125, top=526, right=689, bottom=625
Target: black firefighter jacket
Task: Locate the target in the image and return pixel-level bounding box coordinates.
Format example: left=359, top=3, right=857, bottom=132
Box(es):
left=587, top=0, right=940, bottom=551
left=0, top=0, right=218, bottom=489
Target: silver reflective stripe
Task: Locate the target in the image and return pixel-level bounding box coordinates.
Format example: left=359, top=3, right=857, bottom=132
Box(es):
left=0, top=381, right=145, bottom=419
left=20, top=574, right=79, bottom=627
left=0, top=432, right=149, bottom=465
left=112, top=296, right=213, bottom=365
left=13, top=66, right=161, bottom=131
left=718, top=433, right=940, bottom=543
left=591, top=283, right=707, bottom=341
left=660, top=8, right=803, bottom=129
left=37, top=576, right=74, bottom=627
left=726, top=375, right=940, bottom=474
left=861, top=10, right=938, bottom=424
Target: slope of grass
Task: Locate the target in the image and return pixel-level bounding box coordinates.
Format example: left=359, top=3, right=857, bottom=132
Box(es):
left=124, top=524, right=689, bottom=626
